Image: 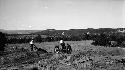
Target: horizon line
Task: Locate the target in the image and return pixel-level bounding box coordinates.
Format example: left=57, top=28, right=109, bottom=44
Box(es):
left=1, top=28, right=125, bottom=31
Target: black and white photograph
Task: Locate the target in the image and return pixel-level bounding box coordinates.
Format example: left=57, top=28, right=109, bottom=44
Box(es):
left=0, top=0, right=125, bottom=70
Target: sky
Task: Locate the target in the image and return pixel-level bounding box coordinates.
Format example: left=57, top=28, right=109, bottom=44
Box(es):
left=0, top=0, right=125, bottom=30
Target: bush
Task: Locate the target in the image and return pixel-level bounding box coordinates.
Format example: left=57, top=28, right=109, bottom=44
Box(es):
left=0, top=32, right=7, bottom=52
left=91, top=33, right=111, bottom=46
left=31, top=67, right=38, bottom=70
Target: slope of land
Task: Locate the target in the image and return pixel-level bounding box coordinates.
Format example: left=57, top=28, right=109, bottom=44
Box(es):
left=1, top=41, right=125, bottom=70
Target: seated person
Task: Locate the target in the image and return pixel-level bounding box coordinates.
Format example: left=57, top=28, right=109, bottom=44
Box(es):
left=54, top=46, right=60, bottom=53
left=59, top=40, right=67, bottom=53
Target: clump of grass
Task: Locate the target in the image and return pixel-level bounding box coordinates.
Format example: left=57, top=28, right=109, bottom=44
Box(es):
left=31, top=67, right=38, bottom=70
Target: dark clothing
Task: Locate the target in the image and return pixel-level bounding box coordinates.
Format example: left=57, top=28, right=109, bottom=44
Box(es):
left=30, top=44, right=34, bottom=51
left=66, top=44, right=72, bottom=54
left=60, top=43, right=67, bottom=53
left=60, top=43, right=72, bottom=54
left=60, top=43, right=65, bottom=47
left=62, top=47, right=67, bottom=53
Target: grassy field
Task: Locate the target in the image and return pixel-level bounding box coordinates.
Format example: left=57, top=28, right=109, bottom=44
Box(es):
left=1, top=40, right=125, bottom=70
left=6, top=40, right=125, bottom=55
left=6, top=40, right=93, bottom=52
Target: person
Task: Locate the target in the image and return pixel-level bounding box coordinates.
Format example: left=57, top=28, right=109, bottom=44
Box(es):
left=54, top=46, right=60, bottom=53
left=60, top=40, right=65, bottom=47
left=59, top=40, right=66, bottom=53
left=66, top=44, right=72, bottom=54
left=30, top=39, right=34, bottom=51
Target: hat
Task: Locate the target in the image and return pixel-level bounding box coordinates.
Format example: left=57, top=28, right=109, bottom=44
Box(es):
left=60, top=40, right=64, bottom=43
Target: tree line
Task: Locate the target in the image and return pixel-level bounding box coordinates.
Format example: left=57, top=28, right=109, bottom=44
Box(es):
left=0, top=32, right=7, bottom=52
left=91, top=33, right=125, bottom=47
left=6, top=33, right=125, bottom=46
left=0, top=31, right=125, bottom=52
left=6, top=33, right=93, bottom=44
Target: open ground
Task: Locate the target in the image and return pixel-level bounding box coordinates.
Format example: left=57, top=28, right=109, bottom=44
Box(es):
left=1, top=40, right=125, bottom=70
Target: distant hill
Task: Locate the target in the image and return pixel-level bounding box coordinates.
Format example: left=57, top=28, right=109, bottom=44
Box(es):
left=0, top=29, right=42, bottom=34
left=0, top=28, right=125, bottom=35
left=32, top=28, right=125, bottom=36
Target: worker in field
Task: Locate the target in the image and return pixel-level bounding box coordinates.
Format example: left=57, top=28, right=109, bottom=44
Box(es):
left=30, top=39, right=35, bottom=51
left=60, top=40, right=67, bottom=53
left=54, top=46, right=60, bottom=53
left=66, top=43, right=72, bottom=54
left=60, top=40, right=65, bottom=46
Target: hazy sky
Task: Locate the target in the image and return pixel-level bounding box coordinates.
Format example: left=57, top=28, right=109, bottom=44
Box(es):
left=0, top=0, right=125, bottom=30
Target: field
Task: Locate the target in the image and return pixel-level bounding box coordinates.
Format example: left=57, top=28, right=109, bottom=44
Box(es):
left=1, top=40, right=125, bottom=70
left=6, top=40, right=93, bottom=52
